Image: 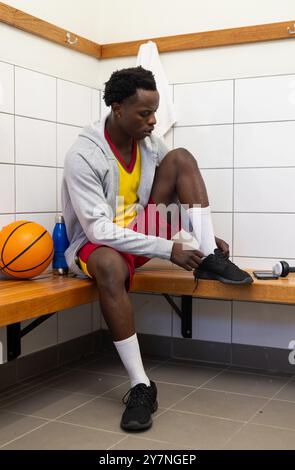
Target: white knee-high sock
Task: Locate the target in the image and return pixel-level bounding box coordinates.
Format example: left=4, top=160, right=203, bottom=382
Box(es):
left=113, top=333, right=150, bottom=388
left=187, top=206, right=217, bottom=257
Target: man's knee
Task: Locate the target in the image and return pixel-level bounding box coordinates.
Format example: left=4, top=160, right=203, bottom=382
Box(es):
left=165, top=147, right=198, bottom=168
left=87, top=248, right=129, bottom=290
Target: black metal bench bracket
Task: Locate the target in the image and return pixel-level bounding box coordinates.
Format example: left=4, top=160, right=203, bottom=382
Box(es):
left=6, top=313, right=55, bottom=361
left=163, top=294, right=192, bottom=338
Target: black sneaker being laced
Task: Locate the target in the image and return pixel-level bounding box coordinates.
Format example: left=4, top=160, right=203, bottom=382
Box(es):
left=194, top=248, right=253, bottom=285
left=120, top=381, right=158, bottom=432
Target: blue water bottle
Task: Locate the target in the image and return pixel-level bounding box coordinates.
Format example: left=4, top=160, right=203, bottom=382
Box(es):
left=52, top=214, right=69, bottom=275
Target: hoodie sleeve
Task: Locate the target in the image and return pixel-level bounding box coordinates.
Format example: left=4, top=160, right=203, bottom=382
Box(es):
left=64, top=151, right=174, bottom=260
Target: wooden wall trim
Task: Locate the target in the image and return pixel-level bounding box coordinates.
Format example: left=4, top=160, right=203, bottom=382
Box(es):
left=0, top=2, right=295, bottom=60
left=101, top=20, right=295, bottom=58
left=0, top=2, right=102, bottom=59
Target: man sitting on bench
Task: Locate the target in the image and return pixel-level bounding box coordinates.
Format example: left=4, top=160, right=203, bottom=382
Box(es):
left=61, top=66, right=252, bottom=432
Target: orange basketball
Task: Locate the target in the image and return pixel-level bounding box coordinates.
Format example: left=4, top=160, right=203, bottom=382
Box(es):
left=0, top=220, right=54, bottom=279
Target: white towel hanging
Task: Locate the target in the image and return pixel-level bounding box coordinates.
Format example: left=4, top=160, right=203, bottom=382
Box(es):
left=136, top=41, right=176, bottom=138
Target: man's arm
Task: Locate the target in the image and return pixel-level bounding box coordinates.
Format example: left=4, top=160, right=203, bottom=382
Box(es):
left=64, top=152, right=173, bottom=260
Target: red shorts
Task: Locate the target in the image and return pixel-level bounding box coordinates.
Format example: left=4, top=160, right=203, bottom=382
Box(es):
left=77, top=197, right=182, bottom=291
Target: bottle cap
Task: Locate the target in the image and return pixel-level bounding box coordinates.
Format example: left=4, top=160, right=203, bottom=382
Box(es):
left=55, top=214, right=64, bottom=224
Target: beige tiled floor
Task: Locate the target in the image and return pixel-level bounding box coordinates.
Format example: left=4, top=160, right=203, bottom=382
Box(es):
left=0, top=352, right=295, bottom=450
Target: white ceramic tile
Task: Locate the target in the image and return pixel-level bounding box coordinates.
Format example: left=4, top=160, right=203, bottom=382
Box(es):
left=100, top=92, right=109, bottom=120
left=172, top=298, right=231, bottom=342
left=235, top=168, right=295, bottom=213
left=91, top=88, right=100, bottom=122
left=174, top=125, right=233, bottom=168
left=235, top=74, right=295, bottom=123
left=234, top=122, right=295, bottom=168
left=234, top=213, right=295, bottom=259
left=201, top=169, right=233, bottom=212
left=21, top=316, right=58, bottom=356
left=131, top=293, right=172, bottom=336
left=232, top=301, right=295, bottom=348
left=16, top=166, right=56, bottom=212
left=57, top=168, right=64, bottom=213
left=57, top=80, right=92, bottom=126
left=15, top=67, right=56, bottom=121
left=57, top=124, right=81, bottom=167
left=163, top=128, right=173, bottom=150
left=174, top=80, right=233, bottom=126
left=196, top=299, right=232, bottom=343
left=212, top=213, right=232, bottom=253
left=0, top=164, right=14, bottom=213
left=0, top=113, right=14, bottom=163
left=16, top=213, right=56, bottom=239
left=15, top=117, right=56, bottom=166
left=233, top=257, right=295, bottom=271
left=0, top=214, right=15, bottom=230
left=0, top=61, right=14, bottom=114
left=58, top=304, right=92, bottom=342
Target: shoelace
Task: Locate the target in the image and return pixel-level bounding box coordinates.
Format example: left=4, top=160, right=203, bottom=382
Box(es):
left=193, top=250, right=230, bottom=289
left=122, top=384, right=154, bottom=409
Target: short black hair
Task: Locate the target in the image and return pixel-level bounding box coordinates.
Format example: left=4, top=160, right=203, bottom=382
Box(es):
left=103, top=66, right=157, bottom=107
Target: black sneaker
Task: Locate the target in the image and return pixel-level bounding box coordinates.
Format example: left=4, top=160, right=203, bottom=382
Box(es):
left=194, top=249, right=253, bottom=285
left=121, top=381, right=158, bottom=432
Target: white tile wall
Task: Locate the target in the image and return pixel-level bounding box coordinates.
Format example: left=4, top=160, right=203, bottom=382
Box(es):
left=2, top=60, right=295, bottom=356
left=174, top=125, right=233, bottom=168
left=174, top=80, right=233, bottom=126
left=234, top=213, right=295, bottom=259
left=15, top=117, right=56, bottom=166
left=163, top=128, right=173, bottom=150
left=16, top=166, right=56, bottom=213
left=201, top=169, right=233, bottom=212
left=57, top=79, right=92, bottom=126
left=0, top=164, right=14, bottom=213
left=58, top=304, right=93, bottom=343
left=234, top=121, right=295, bottom=168
left=172, top=298, right=231, bottom=343
left=0, top=60, right=100, bottom=357
left=57, top=168, right=64, bottom=212
left=131, top=293, right=172, bottom=337
left=232, top=301, right=295, bottom=349
left=21, top=316, right=58, bottom=356
left=0, top=214, right=15, bottom=230
left=212, top=213, right=232, bottom=253
left=15, top=67, right=56, bottom=121
left=234, top=168, right=295, bottom=213
left=0, top=113, right=14, bottom=163
left=0, top=62, right=14, bottom=114
left=235, top=74, right=295, bottom=123
left=233, top=257, right=295, bottom=271
left=91, top=88, right=100, bottom=122
left=100, top=93, right=109, bottom=119
left=57, top=124, right=82, bottom=167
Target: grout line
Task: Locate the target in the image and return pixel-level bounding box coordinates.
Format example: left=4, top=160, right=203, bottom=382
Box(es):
left=174, top=118, right=295, bottom=127
left=3, top=58, right=295, bottom=88
left=107, top=436, right=129, bottom=450
left=0, top=419, right=52, bottom=449
left=13, top=64, right=16, bottom=222
left=221, top=374, right=295, bottom=449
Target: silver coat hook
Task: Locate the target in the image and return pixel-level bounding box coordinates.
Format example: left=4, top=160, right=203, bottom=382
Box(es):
left=66, top=32, right=78, bottom=46
left=287, top=24, right=295, bottom=35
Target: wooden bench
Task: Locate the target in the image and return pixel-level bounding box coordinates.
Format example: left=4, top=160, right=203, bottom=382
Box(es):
left=1, top=264, right=295, bottom=361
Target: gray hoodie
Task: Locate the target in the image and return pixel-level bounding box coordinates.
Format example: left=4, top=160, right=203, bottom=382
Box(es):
left=61, top=114, right=174, bottom=278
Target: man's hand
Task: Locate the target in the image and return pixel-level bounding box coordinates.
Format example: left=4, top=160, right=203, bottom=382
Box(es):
left=170, top=242, right=204, bottom=271
left=215, top=236, right=230, bottom=257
